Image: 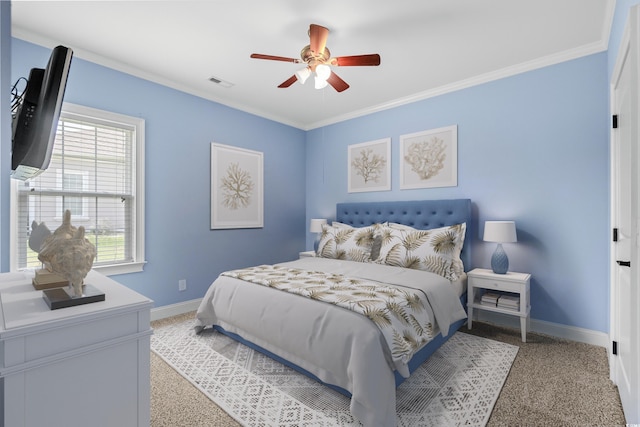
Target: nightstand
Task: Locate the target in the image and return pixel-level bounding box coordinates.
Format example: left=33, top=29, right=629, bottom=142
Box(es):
left=299, top=251, right=316, bottom=258
left=467, top=268, right=531, bottom=342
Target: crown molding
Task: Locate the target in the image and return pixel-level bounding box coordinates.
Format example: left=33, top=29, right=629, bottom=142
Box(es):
left=306, top=40, right=609, bottom=130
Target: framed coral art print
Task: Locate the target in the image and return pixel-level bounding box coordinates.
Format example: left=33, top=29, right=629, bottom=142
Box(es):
left=348, top=137, right=391, bottom=193
left=400, top=125, right=457, bottom=190
left=211, top=143, right=263, bottom=229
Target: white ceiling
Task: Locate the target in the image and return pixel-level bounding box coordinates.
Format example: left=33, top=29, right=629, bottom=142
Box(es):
left=11, top=0, right=614, bottom=130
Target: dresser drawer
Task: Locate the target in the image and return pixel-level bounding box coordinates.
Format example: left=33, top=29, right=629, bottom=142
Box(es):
left=469, top=276, right=522, bottom=293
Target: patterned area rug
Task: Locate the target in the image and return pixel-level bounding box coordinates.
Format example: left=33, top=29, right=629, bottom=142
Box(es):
left=151, top=319, right=518, bottom=427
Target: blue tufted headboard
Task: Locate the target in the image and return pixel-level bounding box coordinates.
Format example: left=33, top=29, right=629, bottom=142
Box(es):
left=336, top=199, right=472, bottom=271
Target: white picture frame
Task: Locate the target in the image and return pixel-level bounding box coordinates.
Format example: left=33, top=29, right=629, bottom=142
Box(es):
left=399, top=125, right=457, bottom=190
left=211, top=143, right=263, bottom=229
left=348, top=137, right=391, bottom=193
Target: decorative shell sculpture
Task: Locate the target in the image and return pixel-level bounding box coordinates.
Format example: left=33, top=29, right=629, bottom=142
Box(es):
left=28, top=221, right=51, bottom=252
left=38, top=210, right=96, bottom=297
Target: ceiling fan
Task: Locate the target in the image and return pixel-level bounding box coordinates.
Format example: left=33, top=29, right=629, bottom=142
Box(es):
left=250, top=24, right=381, bottom=93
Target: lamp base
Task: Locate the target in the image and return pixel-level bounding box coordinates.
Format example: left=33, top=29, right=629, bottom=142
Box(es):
left=491, top=243, right=509, bottom=274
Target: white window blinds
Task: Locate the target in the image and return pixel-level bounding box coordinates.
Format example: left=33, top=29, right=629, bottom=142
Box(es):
left=13, top=104, right=144, bottom=273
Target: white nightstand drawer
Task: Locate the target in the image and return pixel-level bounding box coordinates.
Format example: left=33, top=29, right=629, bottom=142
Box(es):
left=469, top=276, right=521, bottom=293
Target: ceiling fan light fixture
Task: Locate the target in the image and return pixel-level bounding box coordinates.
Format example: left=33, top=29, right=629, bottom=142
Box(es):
left=314, top=75, right=329, bottom=89
left=295, top=67, right=311, bottom=84
left=250, top=23, right=380, bottom=93
left=315, top=64, right=331, bottom=81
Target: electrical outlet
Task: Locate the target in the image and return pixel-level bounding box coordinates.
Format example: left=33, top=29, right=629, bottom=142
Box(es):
left=178, top=279, right=187, bottom=291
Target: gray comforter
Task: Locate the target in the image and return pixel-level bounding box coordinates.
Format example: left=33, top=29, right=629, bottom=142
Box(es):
left=195, top=257, right=467, bottom=427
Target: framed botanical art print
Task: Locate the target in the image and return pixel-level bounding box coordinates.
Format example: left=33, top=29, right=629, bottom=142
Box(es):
left=400, top=125, right=457, bottom=190
left=211, top=143, right=263, bottom=229
left=348, top=137, right=391, bottom=193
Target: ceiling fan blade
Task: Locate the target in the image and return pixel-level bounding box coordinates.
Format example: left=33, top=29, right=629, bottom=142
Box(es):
left=251, top=53, right=300, bottom=63
left=331, top=54, right=381, bottom=67
left=309, top=24, right=329, bottom=55
left=326, top=71, right=349, bottom=92
left=278, top=75, right=298, bottom=88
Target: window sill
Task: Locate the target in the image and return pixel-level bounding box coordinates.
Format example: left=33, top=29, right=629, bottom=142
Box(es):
left=93, top=261, right=146, bottom=276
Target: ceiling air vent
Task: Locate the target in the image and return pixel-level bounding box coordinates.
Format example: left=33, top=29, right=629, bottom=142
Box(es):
left=208, top=76, right=234, bottom=88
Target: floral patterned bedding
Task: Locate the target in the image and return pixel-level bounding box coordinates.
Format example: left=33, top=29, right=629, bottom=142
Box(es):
left=221, top=264, right=436, bottom=367
left=196, top=257, right=467, bottom=427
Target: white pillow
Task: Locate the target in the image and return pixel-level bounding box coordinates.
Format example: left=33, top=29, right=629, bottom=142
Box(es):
left=374, top=222, right=466, bottom=281
left=316, top=223, right=383, bottom=262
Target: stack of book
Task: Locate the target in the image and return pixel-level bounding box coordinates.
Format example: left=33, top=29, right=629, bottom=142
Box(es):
left=478, top=292, right=521, bottom=311
left=497, top=294, right=520, bottom=311
left=32, top=268, right=68, bottom=290
left=480, top=292, right=500, bottom=307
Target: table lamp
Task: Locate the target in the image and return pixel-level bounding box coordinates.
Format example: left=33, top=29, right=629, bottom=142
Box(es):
left=483, top=221, right=517, bottom=274
left=310, top=218, right=327, bottom=252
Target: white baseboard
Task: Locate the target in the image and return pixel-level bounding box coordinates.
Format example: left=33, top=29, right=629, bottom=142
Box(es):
left=150, top=298, right=202, bottom=321
left=475, top=311, right=609, bottom=348
left=150, top=298, right=609, bottom=348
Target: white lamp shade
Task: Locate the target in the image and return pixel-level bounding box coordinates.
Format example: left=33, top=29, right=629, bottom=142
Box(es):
left=315, top=64, right=331, bottom=81
left=314, top=75, right=329, bottom=89
left=309, top=218, right=327, bottom=233
left=483, top=221, right=517, bottom=243
left=295, top=67, right=311, bottom=84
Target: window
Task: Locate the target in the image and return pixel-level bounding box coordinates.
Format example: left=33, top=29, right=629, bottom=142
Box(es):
left=57, top=169, right=88, bottom=218
left=11, top=103, right=145, bottom=275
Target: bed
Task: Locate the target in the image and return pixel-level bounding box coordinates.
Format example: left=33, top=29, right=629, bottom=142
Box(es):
left=195, top=199, right=472, bottom=427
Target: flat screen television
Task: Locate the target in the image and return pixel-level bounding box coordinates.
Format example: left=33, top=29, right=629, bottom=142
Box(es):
left=11, top=45, right=73, bottom=181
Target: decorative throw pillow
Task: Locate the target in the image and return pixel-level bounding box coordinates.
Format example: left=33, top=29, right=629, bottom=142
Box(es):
left=316, top=223, right=382, bottom=262
left=374, top=222, right=467, bottom=281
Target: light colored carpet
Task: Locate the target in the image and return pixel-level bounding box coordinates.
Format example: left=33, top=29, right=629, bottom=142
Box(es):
left=151, top=313, right=242, bottom=427
left=465, top=322, right=626, bottom=426
left=151, top=314, right=626, bottom=426
left=151, top=314, right=517, bottom=426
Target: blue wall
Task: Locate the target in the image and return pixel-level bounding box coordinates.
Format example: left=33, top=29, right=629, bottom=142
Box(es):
left=8, top=39, right=307, bottom=307
left=0, top=4, right=9, bottom=272
left=306, top=53, right=610, bottom=333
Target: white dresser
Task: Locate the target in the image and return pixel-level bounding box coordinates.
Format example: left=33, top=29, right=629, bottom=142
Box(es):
left=0, top=270, right=153, bottom=427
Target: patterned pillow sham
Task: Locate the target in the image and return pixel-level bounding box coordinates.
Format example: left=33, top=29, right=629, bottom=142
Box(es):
left=374, top=222, right=467, bottom=281
left=316, top=222, right=382, bottom=262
